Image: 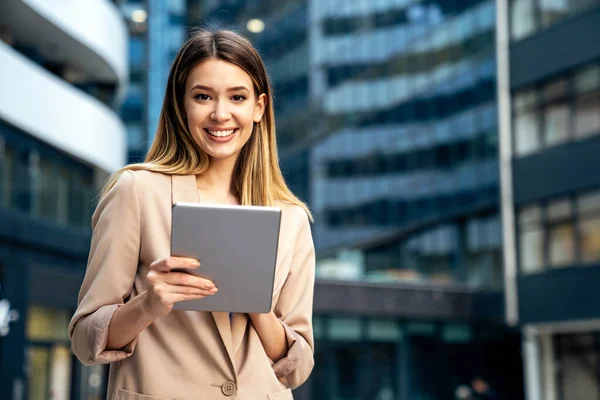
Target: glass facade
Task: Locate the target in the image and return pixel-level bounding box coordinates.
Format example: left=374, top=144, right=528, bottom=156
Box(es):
left=120, top=1, right=149, bottom=163
left=0, top=119, right=96, bottom=230
left=310, top=0, right=501, bottom=289
left=147, top=0, right=187, bottom=144
left=510, top=0, right=600, bottom=41
left=119, top=0, right=187, bottom=163
left=513, top=62, right=600, bottom=157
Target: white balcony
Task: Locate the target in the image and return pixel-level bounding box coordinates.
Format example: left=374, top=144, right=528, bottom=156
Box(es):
left=0, top=0, right=128, bottom=91
left=0, top=41, right=126, bottom=173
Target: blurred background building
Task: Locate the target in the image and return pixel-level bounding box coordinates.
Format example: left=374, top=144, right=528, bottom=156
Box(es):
left=499, top=0, right=600, bottom=399
left=0, top=0, right=128, bottom=399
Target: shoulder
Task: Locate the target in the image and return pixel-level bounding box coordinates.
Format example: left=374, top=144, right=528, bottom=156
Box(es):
left=276, top=201, right=311, bottom=232
left=124, top=169, right=171, bottom=188
left=110, top=169, right=171, bottom=196
left=104, top=169, right=171, bottom=206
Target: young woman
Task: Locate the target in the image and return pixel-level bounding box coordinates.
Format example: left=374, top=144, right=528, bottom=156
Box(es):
left=69, top=29, right=315, bottom=400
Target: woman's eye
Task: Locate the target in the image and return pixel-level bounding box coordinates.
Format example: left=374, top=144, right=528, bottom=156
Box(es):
left=195, top=94, right=210, bottom=101
left=232, top=95, right=246, bottom=102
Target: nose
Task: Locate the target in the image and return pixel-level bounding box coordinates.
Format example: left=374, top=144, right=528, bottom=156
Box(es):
left=211, top=100, right=231, bottom=122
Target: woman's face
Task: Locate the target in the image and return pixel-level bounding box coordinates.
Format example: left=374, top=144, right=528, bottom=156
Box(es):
left=183, top=59, right=266, bottom=164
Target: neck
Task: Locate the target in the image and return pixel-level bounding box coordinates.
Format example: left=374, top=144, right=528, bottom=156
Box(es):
left=196, top=156, right=238, bottom=203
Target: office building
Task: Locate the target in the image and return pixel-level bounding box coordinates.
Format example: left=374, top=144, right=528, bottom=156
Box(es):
left=498, top=0, right=600, bottom=399
left=193, top=1, right=524, bottom=399
left=120, top=0, right=150, bottom=163
left=0, top=0, right=128, bottom=398
left=119, top=0, right=187, bottom=163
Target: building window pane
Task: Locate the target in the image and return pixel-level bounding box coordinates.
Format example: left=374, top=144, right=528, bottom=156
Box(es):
left=26, top=345, right=73, bottom=400
left=548, top=199, right=575, bottom=266
left=57, top=167, right=69, bottom=225
left=514, top=91, right=540, bottom=156
left=579, top=218, right=600, bottom=263
left=544, top=103, right=570, bottom=146
left=549, top=223, right=575, bottom=266
left=547, top=199, right=571, bottom=220
left=27, top=347, right=50, bottom=400
left=575, top=91, right=600, bottom=139
left=518, top=206, right=544, bottom=273
left=38, top=158, right=59, bottom=221
left=82, top=175, right=95, bottom=228
left=511, top=0, right=536, bottom=40
left=14, top=151, right=30, bottom=212
left=329, top=318, right=362, bottom=341
left=578, top=191, right=600, bottom=263
left=0, top=142, right=14, bottom=207
left=574, top=65, right=600, bottom=94
left=68, top=172, right=84, bottom=227
left=520, top=229, right=544, bottom=273
left=543, top=80, right=570, bottom=147
left=540, top=0, right=570, bottom=28
left=26, top=306, right=70, bottom=341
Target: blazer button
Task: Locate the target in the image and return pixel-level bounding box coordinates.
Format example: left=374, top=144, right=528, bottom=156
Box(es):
left=221, top=381, right=237, bottom=396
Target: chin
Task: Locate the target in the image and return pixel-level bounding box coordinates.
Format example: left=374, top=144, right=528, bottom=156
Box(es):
left=206, top=148, right=241, bottom=161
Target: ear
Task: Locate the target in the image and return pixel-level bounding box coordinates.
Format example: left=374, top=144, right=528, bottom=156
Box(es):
left=253, top=93, right=267, bottom=123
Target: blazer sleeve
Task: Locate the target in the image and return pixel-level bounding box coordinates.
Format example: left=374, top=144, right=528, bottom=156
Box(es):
left=271, top=208, right=316, bottom=389
left=68, top=171, right=141, bottom=366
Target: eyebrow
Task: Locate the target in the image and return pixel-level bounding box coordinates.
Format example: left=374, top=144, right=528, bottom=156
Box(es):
left=190, top=85, right=250, bottom=93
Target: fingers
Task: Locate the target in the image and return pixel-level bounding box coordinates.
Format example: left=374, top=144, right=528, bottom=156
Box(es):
left=161, top=283, right=218, bottom=296
left=149, top=257, right=200, bottom=273
left=147, top=269, right=215, bottom=290
left=162, top=271, right=215, bottom=289
left=150, top=282, right=218, bottom=310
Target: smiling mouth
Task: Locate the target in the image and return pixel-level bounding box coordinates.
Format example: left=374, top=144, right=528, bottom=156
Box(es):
left=204, top=128, right=238, bottom=137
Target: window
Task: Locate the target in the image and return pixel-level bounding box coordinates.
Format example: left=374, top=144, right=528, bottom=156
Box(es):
left=0, top=121, right=97, bottom=228
left=539, top=0, right=570, bottom=28
left=574, top=65, right=600, bottom=139
left=26, top=306, right=73, bottom=400
left=37, top=157, right=59, bottom=222
left=511, top=0, right=600, bottom=41
left=577, top=191, right=600, bottom=263
left=518, top=190, right=600, bottom=273
left=513, top=63, right=600, bottom=157
left=56, top=166, right=70, bottom=225
left=542, top=80, right=570, bottom=147
left=518, top=206, right=544, bottom=273
left=0, top=140, right=14, bottom=207
left=511, top=0, right=536, bottom=40
left=514, top=90, right=540, bottom=156
left=547, top=198, right=575, bottom=267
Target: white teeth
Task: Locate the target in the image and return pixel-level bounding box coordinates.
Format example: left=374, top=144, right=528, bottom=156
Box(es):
left=207, top=129, right=235, bottom=137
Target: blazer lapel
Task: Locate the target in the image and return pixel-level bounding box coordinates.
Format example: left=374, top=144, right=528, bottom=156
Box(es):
left=170, top=174, right=237, bottom=371
left=231, top=312, right=248, bottom=354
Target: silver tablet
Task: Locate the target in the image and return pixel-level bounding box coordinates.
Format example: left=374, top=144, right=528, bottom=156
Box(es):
left=171, top=202, right=281, bottom=313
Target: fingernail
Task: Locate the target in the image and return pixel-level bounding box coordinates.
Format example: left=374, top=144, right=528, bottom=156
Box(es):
left=191, top=260, right=200, bottom=267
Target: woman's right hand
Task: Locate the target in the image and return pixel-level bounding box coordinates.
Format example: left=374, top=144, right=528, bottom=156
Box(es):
left=144, top=256, right=218, bottom=317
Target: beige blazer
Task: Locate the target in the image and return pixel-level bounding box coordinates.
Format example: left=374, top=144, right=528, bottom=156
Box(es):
left=69, top=171, right=316, bottom=400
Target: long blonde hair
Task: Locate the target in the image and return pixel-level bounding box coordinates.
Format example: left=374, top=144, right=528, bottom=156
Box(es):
left=101, top=29, right=312, bottom=220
